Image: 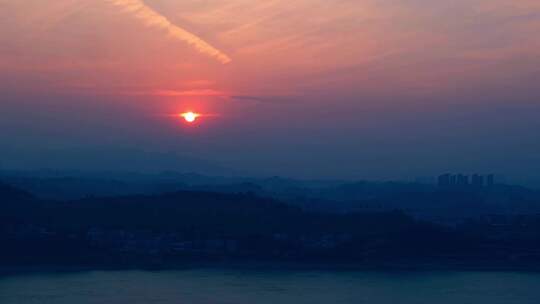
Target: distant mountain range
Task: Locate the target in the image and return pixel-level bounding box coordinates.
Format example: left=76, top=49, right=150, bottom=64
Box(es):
left=2, top=170, right=540, bottom=224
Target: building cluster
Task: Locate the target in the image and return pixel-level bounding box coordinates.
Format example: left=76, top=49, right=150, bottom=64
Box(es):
left=86, top=228, right=240, bottom=255
left=84, top=228, right=353, bottom=256
left=1, top=221, right=358, bottom=257
left=438, top=174, right=495, bottom=188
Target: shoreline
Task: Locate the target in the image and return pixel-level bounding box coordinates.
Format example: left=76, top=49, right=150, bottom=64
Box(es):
left=2, top=260, right=540, bottom=276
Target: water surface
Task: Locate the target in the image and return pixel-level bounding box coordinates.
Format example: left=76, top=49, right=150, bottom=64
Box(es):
left=1, top=269, right=539, bottom=303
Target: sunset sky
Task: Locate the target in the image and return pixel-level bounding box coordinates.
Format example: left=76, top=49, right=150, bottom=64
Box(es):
left=1, top=0, right=540, bottom=182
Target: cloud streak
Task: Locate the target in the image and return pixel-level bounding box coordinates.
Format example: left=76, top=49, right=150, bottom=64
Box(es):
left=119, top=89, right=297, bottom=104
left=107, top=0, right=231, bottom=64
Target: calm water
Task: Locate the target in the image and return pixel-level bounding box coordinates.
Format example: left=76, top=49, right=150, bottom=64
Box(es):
left=1, top=269, right=539, bottom=304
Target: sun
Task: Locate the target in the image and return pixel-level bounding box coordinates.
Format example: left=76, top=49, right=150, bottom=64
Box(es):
left=180, top=112, right=199, bottom=123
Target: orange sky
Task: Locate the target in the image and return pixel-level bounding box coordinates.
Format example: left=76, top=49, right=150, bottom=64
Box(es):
left=2, top=0, right=539, bottom=99
left=1, top=0, right=540, bottom=180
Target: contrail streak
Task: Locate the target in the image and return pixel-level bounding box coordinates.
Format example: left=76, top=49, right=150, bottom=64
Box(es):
left=107, top=0, right=231, bottom=64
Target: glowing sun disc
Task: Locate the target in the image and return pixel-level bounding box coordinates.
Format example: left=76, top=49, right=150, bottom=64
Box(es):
left=180, top=112, right=199, bottom=123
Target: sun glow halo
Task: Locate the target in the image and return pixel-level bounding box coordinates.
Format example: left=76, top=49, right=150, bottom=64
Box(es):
left=180, top=112, right=199, bottom=123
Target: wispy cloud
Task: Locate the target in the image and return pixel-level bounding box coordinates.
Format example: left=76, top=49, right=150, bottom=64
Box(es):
left=107, top=0, right=231, bottom=64
left=230, top=95, right=299, bottom=104
left=153, top=89, right=226, bottom=96
left=122, top=89, right=297, bottom=104
left=127, top=89, right=227, bottom=97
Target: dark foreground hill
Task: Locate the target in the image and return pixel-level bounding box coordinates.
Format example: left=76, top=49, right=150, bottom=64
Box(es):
left=0, top=182, right=34, bottom=202
left=1, top=183, right=540, bottom=269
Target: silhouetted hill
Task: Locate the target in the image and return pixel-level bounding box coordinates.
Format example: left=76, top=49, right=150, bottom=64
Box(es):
left=2, top=185, right=540, bottom=268
left=0, top=181, right=34, bottom=202
left=0, top=182, right=39, bottom=229
left=12, top=191, right=418, bottom=239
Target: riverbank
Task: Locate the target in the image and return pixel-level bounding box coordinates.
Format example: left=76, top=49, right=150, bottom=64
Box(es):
left=2, top=259, right=540, bottom=276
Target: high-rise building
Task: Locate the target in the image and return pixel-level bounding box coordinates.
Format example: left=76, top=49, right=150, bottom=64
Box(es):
left=457, top=174, right=469, bottom=186
left=471, top=174, right=484, bottom=188
left=438, top=173, right=494, bottom=189
left=486, top=174, right=495, bottom=187
left=438, top=174, right=451, bottom=187
left=449, top=174, right=457, bottom=185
